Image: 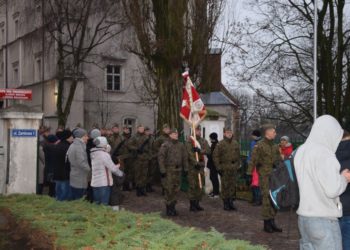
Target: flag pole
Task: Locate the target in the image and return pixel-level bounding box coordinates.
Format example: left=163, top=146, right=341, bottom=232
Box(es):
left=191, top=121, right=203, bottom=189
left=313, top=0, right=318, bottom=121
left=187, top=75, right=202, bottom=190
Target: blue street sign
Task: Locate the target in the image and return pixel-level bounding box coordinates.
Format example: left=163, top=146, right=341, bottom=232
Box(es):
left=11, top=129, right=37, bottom=137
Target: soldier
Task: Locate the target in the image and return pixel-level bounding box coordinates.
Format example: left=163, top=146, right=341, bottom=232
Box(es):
left=145, top=127, right=155, bottom=192
left=127, top=124, right=152, bottom=196
left=186, top=126, right=210, bottom=212
left=108, top=123, right=122, bottom=152
left=249, top=124, right=283, bottom=233
left=153, top=124, right=171, bottom=193
left=118, top=126, right=134, bottom=191
left=158, top=128, right=188, bottom=216
left=213, top=127, right=240, bottom=211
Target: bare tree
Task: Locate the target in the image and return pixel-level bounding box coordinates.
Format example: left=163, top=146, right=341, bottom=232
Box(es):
left=122, top=0, right=225, bottom=129
left=44, top=0, right=127, bottom=126
left=227, top=0, right=350, bottom=133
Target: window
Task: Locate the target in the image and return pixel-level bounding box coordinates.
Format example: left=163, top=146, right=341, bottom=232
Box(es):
left=12, top=61, right=19, bottom=84
left=14, top=20, right=19, bottom=39
left=123, top=118, right=135, bottom=134
left=0, top=62, right=3, bottom=76
left=106, top=65, right=121, bottom=91
left=13, top=68, right=18, bottom=83
left=34, top=58, right=42, bottom=82
left=1, top=28, right=4, bottom=44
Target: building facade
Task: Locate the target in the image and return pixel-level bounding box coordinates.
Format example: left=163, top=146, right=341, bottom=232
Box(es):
left=0, top=0, right=155, bottom=133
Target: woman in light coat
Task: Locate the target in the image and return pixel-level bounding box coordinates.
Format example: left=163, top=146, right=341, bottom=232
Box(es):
left=90, top=136, right=124, bottom=205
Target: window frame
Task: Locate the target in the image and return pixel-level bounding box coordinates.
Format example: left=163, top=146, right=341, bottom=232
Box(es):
left=105, top=65, right=122, bottom=92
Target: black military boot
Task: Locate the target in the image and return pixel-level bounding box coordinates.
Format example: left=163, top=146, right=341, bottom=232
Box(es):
left=171, top=203, right=178, bottom=216
left=263, top=220, right=274, bottom=233
left=146, top=184, right=154, bottom=193
left=270, top=219, right=283, bottom=232
left=195, top=200, right=204, bottom=211
left=190, top=200, right=198, bottom=212
left=228, top=198, right=237, bottom=211
left=141, top=187, right=148, bottom=196
left=136, top=187, right=142, bottom=197
left=166, top=205, right=172, bottom=216
left=223, top=199, right=231, bottom=211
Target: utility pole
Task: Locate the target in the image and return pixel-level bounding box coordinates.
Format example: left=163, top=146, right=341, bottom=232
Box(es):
left=313, top=0, right=318, bottom=121
left=4, top=0, right=8, bottom=108
left=41, top=0, right=45, bottom=113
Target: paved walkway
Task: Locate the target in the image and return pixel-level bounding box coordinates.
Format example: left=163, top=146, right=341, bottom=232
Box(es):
left=122, top=187, right=300, bottom=250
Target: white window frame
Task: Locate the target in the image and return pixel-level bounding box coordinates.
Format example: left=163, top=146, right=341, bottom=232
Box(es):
left=105, top=65, right=121, bottom=91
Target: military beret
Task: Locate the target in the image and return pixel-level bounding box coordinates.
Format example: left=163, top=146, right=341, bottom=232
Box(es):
left=224, top=126, right=233, bottom=132
left=261, top=123, right=276, bottom=132
left=169, top=128, right=178, bottom=134
left=145, top=126, right=150, bottom=131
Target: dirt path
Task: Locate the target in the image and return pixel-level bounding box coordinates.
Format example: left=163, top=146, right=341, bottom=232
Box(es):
left=122, top=186, right=299, bottom=250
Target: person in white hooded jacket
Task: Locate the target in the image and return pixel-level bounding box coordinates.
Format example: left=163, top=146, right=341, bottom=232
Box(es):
left=90, top=136, right=124, bottom=205
left=295, top=115, right=350, bottom=250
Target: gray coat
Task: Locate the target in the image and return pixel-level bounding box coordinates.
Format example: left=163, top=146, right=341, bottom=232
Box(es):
left=67, top=138, right=91, bottom=189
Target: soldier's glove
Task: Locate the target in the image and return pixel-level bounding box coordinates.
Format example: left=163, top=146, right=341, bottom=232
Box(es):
left=218, top=170, right=224, bottom=176
left=194, top=163, right=202, bottom=170
left=137, top=148, right=144, bottom=154
left=192, top=147, right=201, bottom=153
left=160, top=173, right=167, bottom=178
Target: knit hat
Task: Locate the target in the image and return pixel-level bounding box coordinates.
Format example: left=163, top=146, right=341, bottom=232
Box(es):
left=89, top=128, right=101, bottom=139
left=252, top=130, right=261, bottom=138
left=280, top=136, right=290, bottom=142
left=47, top=134, right=58, bottom=143
left=73, top=128, right=87, bottom=138
left=93, top=136, right=108, bottom=148
left=209, top=132, right=218, bottom=141
left=56, top=130, right=72, bottom=141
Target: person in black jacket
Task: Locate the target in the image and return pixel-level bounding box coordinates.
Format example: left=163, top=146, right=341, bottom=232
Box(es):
left=53, top=130, right=73, bottom=201
left=336, top=130, right=350, bottom=250
left=207, top=132, right=220, bottom=198
left=43, top=134, right=59, bottom=197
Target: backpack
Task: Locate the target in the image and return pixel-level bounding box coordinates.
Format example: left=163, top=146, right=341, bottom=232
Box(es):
left=269, top=152, right=299, bottom=210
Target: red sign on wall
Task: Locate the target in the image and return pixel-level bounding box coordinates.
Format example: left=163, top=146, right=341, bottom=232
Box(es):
left=0, top=89, right=32, bottom=100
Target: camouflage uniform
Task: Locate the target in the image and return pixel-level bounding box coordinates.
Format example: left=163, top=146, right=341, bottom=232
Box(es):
left=186, top=136, right=210, bottom=211
left=158, top=139, right=188, bottom=208
left=146, top=133, right=156, bottom=191
left=109, top=133, right=123, bottom=156
left=127, top=132, right=152, bottom=195
left=249, top=138, right=281, bottom=220
left=117, top=133, right=134, bottom=190
left=213, top=137, right=240, bottom=210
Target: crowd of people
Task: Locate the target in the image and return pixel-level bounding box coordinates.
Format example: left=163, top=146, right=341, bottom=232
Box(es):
left=37, top=116, right=350, bottom=249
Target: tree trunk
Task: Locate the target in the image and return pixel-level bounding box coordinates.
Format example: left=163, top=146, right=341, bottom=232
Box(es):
left=157, top=71, right=183, bottom=132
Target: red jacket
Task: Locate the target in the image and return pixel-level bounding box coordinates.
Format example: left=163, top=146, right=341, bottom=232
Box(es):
left=280, top=144, right=293, bottom=159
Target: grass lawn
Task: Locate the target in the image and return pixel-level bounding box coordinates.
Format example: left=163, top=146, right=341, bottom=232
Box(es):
left=0, top=194, right=266, bottom=250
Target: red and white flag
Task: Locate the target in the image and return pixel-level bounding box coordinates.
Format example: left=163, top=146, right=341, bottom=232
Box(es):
left=180, top=71, right=206, bottom=127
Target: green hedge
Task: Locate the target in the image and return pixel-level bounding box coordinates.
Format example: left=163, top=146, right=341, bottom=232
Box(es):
left=0, top=194, right=266, bottom=250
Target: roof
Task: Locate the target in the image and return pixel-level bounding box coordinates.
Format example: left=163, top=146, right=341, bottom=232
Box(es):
left=200, top=91, right=238, bottom=106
